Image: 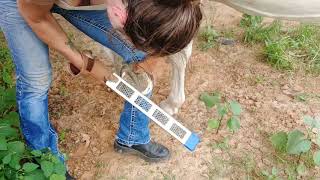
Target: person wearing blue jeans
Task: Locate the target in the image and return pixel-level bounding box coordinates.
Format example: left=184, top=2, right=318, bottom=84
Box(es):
left=0, top=0, right=202, bottom=179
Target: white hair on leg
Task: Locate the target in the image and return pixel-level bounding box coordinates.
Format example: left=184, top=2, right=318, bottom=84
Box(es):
left=160, top=41, right=193, bottom=115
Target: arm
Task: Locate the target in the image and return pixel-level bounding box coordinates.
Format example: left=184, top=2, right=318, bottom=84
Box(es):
left=17, top=0, right=83, bottom=69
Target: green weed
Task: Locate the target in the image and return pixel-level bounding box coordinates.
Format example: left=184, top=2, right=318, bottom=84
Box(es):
left=199, top=26, right=219, bottom=51
left=240, top=14, right=281, bottom=44
left=269, top=115, right=320, bottom=178
left=240, top=14, right=320, bottom=74
left=261, top=167, right=281, bottom=180
left=58, top=129, right=70, bottom=143
left=200, top=92, right=242, bottom=134
left=0, top=33, right=14, bottom=89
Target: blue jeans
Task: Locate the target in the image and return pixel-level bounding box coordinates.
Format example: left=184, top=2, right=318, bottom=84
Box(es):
left=0, top=0, right=151, bottom=162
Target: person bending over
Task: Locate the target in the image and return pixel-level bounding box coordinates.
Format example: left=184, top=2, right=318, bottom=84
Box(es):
left=0, top=0, right=201, bottom=178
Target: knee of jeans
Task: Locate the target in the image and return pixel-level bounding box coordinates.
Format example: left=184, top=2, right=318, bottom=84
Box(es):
left=17, top=71, right=52, bottom=96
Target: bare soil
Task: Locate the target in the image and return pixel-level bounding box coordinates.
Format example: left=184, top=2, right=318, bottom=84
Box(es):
left=49, top=1, right=320, bottom=179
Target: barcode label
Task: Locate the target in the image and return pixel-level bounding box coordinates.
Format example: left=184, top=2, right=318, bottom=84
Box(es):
left=134, top=96, right=152, bottom=112
left=170, top=123, right=187, bottom=139
left=116, top=82, right=134, bottom=98
left=152, top=109, right=170, bottom=125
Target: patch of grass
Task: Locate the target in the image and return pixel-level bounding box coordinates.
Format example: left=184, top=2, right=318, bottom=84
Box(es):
left=221, top=29, right=236, bottom=39
left=240, top=14, right=281, bottom=44
left=199, top=25, right=219, bottom=51
left=264, top=36, right=294, bottom=70
left=59, top=85, right=69, bottom=97
left=0, top=33, right=14, bottom=89
left=58, top=128, right=70, bottom=142
left=240, top=14, right=320, bottom=74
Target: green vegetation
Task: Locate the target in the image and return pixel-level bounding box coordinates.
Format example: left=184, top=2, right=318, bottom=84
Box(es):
left=269, top=115, right=320, bottom=179
left=200, top=92, right=242, bottom=134
left=0, top=33, right=66, bottom=180
left=240, top=14, right=320, bottom=74
left=199, top=26, right=219, bottom=51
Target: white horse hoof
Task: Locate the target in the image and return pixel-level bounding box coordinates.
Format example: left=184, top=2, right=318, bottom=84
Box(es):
left=159, top=100, right=179, bottom=116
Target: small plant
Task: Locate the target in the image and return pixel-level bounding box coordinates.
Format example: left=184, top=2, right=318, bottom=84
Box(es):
left=261, top=167, right=281, bottom=180
left=199, top=26, right=219, bottom=51
left=270, top=115, right=320, bottom=177
left=200, top=92, right=242, bottom=134
left=59, top=129, right=70, bottom=143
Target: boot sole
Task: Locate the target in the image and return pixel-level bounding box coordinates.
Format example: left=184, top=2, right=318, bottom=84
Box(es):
left=114, top=141, right=170, bottom=163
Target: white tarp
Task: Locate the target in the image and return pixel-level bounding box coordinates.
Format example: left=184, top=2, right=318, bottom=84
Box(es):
left=215, top=0, right=320, bottom=23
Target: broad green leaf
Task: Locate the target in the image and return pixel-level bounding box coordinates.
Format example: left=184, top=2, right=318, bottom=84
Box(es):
left=0, top=125, right=18, bottom=138
left=0, top=136, right=7, bottom=150
left=199, top=93, right=220, bottom=108
left=270, top=131, right=288, bottom=152
left=2, top=112, right=20, bottom=127
left=217, top=104, right=228, bottom=117
left=303, top=115, right=314, bottom=127
left=229, top=101, right=242, bottom=116
left=41, top=161, right=54, bottom=177
left=227, top=116, right=240, bottom=132
left=2, top=88, right=16, bottom=106
left=23, top=163, right=39, bottom=173
left=53, top=163, right=66, bottom=175
left=49, top=174, right=66, bottom=180
left=314, top=151, right=320, bottom=166
left=2, top=153, right=11, bottom=164
left=0, top=151, right=8, bottom=159
left=286, top=130, right=311, bottom=155
left=51, top=155, right=60, bottom=164
left=208, top=119, right=220, bottom=130
left=296, top=163, right=306, bottom=175
left=24, top=169, right=46, bottom=180
left=9, top=153, right=21, bottom=170
left=31, top=150, right=42, bottom=157
left=7, top=141, right=25, bottom=155
left=2, top=70, right=12, bottom=86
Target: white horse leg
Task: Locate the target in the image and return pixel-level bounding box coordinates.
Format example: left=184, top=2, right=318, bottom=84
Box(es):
left=160, top=41, right=193, bottom=115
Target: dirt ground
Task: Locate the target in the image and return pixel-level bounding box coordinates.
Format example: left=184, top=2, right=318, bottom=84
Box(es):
left=48, top=1, right=320, bottom=179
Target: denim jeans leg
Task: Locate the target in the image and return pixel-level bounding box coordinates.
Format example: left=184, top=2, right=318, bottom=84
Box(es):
left=116, top=92, right=152, bottom=146
left=0, top=0, right=64, bottom=162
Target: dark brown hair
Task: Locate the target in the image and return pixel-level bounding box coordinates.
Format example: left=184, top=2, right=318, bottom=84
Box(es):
left=124, top=0, right=202, bottom=56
